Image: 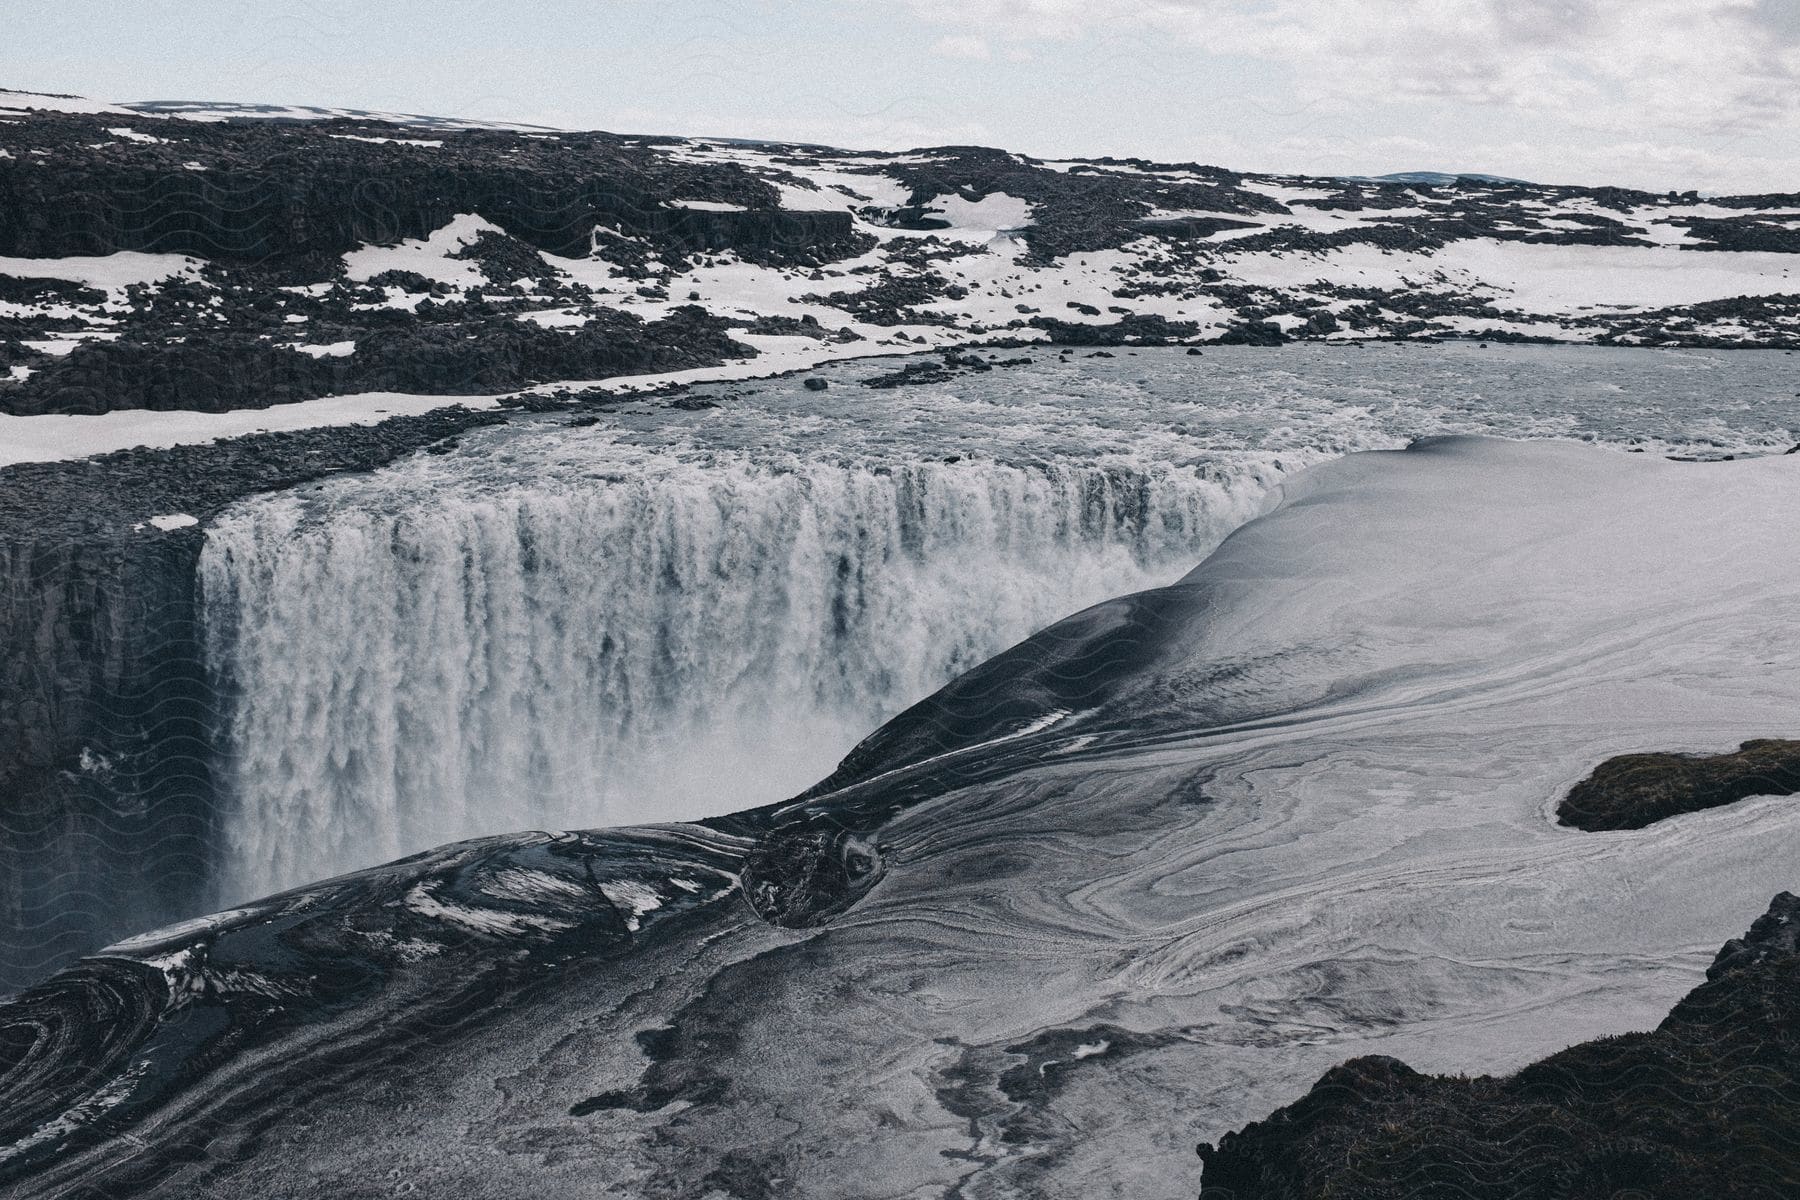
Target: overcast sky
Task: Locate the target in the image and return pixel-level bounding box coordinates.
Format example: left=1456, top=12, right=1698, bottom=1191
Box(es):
left=5, top=0, right=1798, bottom=192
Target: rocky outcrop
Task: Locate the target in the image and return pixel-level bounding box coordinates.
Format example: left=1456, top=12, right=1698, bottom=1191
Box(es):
left=859, top=144, right=1275, bottom=261
left=1681, top=218, right=1800, bottom=254
left=1197, top=892, right=1800, bottom=1200
left=1027, top=313, right=1201, bottom=345
left=6, top=289, right=752, bottom=416
left=1558, top=738, right=1800, bottom=831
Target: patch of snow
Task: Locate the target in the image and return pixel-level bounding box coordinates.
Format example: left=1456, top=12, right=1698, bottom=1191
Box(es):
left=516, top=307, right=592, bottom=328
left=328, top=134, right=443, bottom=148
left=926, top=191, right=1035, bottom=233
left=287, top=340, right=357, bottom=358
left=1036, top=160, right=1211, bottom=184
left=0, top=251, right=202, bottom=296
left=121, top=100, right=550, bottom=132
left=146, top=513, right=199, bottom=531
left=479, top=867, right=600, bottom=906
left=1144, top=204, right=1429, bottom=241
left=1223, top=239, right=1798, bottom=312
left=666, top=142, right=913, bottom=211
left=1013, top=708, right=1073, bottom=738
left=104, top=126, right=167, bottom=144
left=911, top=237, right=1229, bottom=333
left=23, top=331, right=120, bottom=355
left=1239, top=179, right=1342, bottom=208
left=529, top=327, right=976, bottom=398
left=0, top=391, right=504, bottom=467
left=666, top=198, right=747, bottom=212
left=102, top=909, right=259, bottom=954
left=0, top=90, right=138, bottom=117
left=342, top=213, right=503, bottom=289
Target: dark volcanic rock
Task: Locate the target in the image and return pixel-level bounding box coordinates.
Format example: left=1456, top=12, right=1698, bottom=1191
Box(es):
left=0, top=406, right=507, bottom=993
left=5, top=302, right=752, bottom=417
left=0, top=112, right=866, bottom=266
left=1681, top=218, right=1800, bottom=254
left=1137, top=216, right=1262, bottom=240
left=1198, top=892, right=1800, bottom=1200
left=0, top=274, right=106, bottom=306
left=1214, top=320, right=1290, bottom=346
left=861, top=360, right=957, bottom=389
left=867, top=145, right=1272, bottom=261
left=1558, top=738, right=1800, bottom=831
left=1028, top=313, right=1200, bottom=346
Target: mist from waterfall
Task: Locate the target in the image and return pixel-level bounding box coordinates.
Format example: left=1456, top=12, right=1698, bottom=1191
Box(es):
left=201, top=451, right=1282, bottom=899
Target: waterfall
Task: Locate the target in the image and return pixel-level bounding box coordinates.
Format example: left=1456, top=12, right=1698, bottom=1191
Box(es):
left=200, top=452, right=1289, bottom=901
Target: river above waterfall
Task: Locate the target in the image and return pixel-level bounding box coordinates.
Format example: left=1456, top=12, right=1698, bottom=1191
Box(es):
left=196, top=343, right=1800, bottom=901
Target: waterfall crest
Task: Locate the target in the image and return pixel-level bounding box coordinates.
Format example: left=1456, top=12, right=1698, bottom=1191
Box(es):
left=200, top=452, right=1284, bottom=900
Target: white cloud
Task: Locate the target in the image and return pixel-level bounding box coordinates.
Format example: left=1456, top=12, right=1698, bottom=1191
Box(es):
left=902, top=0, right=1800, bottom=136
left=887, top=0, right=1800, bottom=189
left=931, top=34, right=993, bottom=61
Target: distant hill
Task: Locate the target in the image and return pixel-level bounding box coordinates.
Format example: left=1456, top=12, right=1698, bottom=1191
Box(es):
left=1342, top=170, right=1534, bottom=186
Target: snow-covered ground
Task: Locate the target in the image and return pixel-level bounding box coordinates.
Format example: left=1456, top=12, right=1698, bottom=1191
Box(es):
left=0, top=250, right=201, bottom=296
left=1225, top=238, right=1799, bottom=310
left=0, top=391, right=505, bottom=467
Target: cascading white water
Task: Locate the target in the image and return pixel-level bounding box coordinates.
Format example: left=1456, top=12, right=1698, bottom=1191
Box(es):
left=201, top=451, right=1283, bottom=900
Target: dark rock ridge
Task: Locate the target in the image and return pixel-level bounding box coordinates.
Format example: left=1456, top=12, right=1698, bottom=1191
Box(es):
left=860, top=144, right=1276, bottom=261
left=1558, top=738, right=1800, bottom=831
left=8, top=295, right=750, bottom=416
left=1197, top=892, right=1800, bottom=1200
left=0, top=111, right=864, bottom=265
left=0, top=406, right=506, bottom=994
left=0, top=109, right=836, bottom=417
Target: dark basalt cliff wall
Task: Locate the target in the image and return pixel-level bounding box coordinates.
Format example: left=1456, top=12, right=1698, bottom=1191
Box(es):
left=0, top=408, right=507, bottom=994
left=0, top=527, right=210, bottom=995
left=1198, top=892, right=1800, bottom=1200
